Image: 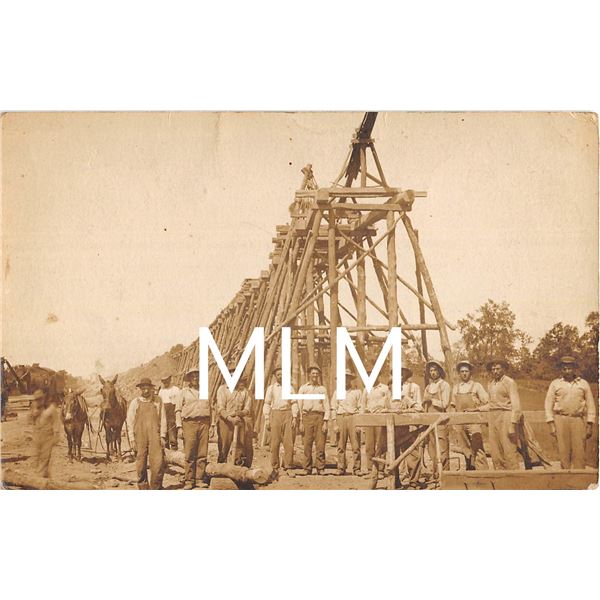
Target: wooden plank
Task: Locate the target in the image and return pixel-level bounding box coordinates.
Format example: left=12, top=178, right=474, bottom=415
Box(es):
left=353, top=410, right=550, bottom=427
left=386, top=415, right=396, bottom=489
left=440, top=469, right=598, bottom=490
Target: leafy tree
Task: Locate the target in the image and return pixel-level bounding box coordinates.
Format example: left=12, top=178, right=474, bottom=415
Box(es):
left=532, top=322, right=581, bottom=379
left=580, top=311, right=599, bottom=382
left=457, top=299, right=532, bottom=372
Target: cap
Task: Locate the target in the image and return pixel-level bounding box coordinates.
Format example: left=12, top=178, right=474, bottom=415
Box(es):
left=486, top=358, right=509, bottom=371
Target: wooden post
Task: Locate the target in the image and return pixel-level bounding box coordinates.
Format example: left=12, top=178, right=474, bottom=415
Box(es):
left=328, top=209, right=339, bottom=397
left=356, top=242, right=367, bottom=347
left=401, top=214, right=455, bottom=375
left=386, top=212, right=398, bottom=329
left=414, top=229, right=428, bottom=359
left=386, top=415, right=396, bottom=490
left=305, top=258, right=316, bottom=365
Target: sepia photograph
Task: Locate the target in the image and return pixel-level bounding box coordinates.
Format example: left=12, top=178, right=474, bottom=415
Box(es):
left=2, top=111, right=598, bottom=491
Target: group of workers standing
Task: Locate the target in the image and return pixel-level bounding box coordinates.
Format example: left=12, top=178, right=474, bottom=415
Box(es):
left=28, top=354, right=595, bottom=489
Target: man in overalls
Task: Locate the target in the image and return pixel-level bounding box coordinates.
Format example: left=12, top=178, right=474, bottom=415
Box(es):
left=422, top=360, right=451, bottom=475
left=486, top=358, right=521, bottom=470
left=450, top=361, right=490, bottom=470
left=126, top=378, right=165, bottom=489
left=158, top=374, right=181, bottom=450
left=216, top=372, right=253, bottom=466
left=544, top=356, right=596, bottom=469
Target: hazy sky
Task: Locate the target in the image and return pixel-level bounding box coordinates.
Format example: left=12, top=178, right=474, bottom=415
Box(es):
left=2, top=112, right=598, bottom=376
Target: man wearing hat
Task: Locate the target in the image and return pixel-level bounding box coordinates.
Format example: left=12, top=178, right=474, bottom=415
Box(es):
left=263, top=367, right=298, bottom=477
left=177, top=369, right=215, bottom=489
left=360, top=372, right=391, bottom=476
left=422, top=360, right=451, bottom=475
left=30, top=389, right=62, bottom=478
left=331, top=368, right=362, bottom=476
left=450, top=361, right=490, bottom=470
left=544, top=356, right=596, bottom=469
left=486, top=358, right=521, bottom=470
left=158, top=374, right=182, bottom=451
left=216, top=368, right=253, bottom=467
left=126, top=378, right=166, bottom=489
left=297, top=365, right=330, bottom=475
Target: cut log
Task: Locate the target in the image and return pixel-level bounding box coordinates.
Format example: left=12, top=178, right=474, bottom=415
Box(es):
left=2, top=468, right=100, bottom=490
left=164, top=449, right=270, bottom=485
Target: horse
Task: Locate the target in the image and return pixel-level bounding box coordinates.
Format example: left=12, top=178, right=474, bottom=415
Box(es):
left=62, top=392, right=91, bottom=461
left=98, top=375, right=127, bottom=460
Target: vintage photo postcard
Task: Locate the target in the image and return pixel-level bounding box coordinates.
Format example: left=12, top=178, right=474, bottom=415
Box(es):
left=1, top=111, right=598, bottom=490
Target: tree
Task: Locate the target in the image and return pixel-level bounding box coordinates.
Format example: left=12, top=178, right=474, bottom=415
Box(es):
left=457, top=300, right=532, bottom=372
left=580, top=311, right=599, bottom=382
left=532, top=322, right=581, bottom=379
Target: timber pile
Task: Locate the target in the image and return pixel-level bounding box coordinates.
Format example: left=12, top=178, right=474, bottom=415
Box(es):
left=164, top=449, right=270, bottom=485
left=174, top=113, right=456, bottom=440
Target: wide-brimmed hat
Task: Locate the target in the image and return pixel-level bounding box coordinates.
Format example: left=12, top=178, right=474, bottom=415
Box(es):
left=308, top=365, right=321, bottom=374
left=184, top=369, right=199, bottom=381
left=559, top=356, right=578, bottom=366
left=456, top=360, right=474, bottom=372
left=136, top=377, right=155, bottom=388
left=486, top=358, right=509, bottom=371
left=425, top=360, right=446, bottom=378
left=160, top=374, right=172, bottom=382
left=345, top=368, right=354, bottom=377
left=401, top=367, right=413, bottom=379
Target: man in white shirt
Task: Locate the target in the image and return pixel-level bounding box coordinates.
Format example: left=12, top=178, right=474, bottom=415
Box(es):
left=263, top=367, right=298, bottom=478
left=298, top=365, right=330, bottom=475
left=544, top=356, right=596, bottom=469
left=360, top=374, right=390, bottom=476
left=158, top=374, right=181, bottom=450
left=331, top=368, right=362, bottom=476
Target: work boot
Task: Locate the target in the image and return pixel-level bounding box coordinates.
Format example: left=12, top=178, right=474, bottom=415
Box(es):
left=334, top=468, right=345, bottom=476
left=297, top=469, right=309, bottom=476
left=315, top=469, right=324, bottom=476
left=286, top=469, right=296, bottom=478
left=183, top=481, right=194, bottom=490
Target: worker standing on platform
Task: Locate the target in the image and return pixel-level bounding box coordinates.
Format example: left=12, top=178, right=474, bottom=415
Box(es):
left=298, top=365, right=330, bottom=476
left=217, top=372, right=253, bottom=467
left=263, top=367, right=298, bottom=478
left=450, top=361, right=490, bottom=470
left=177, top=369, right=215, bottom=489
left=486, top=358, right=521, bottom=471
left=360, top=373, right=390, bottom=477
left=544, top=356, right=595, bottom=469
left=158, top=374, right=181, bottom=450
left=126, top=378, right=165, bottom=490
left=423, top=360, right=451, bottom=475
left=331, top=368, right=362, bottom=476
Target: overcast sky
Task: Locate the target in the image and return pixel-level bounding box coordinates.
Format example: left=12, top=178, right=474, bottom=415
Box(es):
left=2, top=112, right=598, bottom=376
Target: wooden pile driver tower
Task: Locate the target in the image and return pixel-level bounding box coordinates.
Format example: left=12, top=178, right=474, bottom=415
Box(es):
left=175, top=112, right=456, bottom=436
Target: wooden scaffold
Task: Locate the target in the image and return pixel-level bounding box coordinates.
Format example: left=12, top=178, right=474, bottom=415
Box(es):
left=174, top=112, right=457, bottom=444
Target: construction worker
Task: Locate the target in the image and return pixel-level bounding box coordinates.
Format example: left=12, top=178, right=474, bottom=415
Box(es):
left=486, top=358, right=521, bottom=470
left=126, top=377, right=166, bottom=490
left=360, top=373, right=390, bottom=477
left=298, top=365, right=330, bottom=475
left=422, top=360, right=451, bottom=475
left=158, top=374, right=181, bottom=450
left=450, top=360, right=490, bottom=470
left=544, top=356, right=596, bottom=469
left=263, top=367, right=298, bottom=478
left=216, top=373, right=253, bottom=467
left=390, top=367, right=423, bottom=486
left=177, top=369, right=215, bottom=489
left=30, top=389, right=62, bottom=478
left=331, top=368, right=362, bottom=476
